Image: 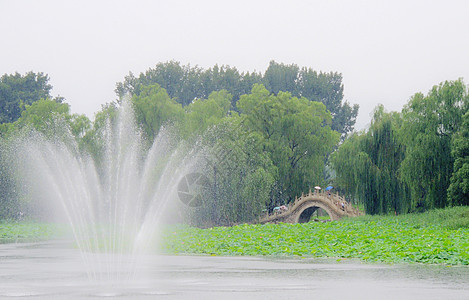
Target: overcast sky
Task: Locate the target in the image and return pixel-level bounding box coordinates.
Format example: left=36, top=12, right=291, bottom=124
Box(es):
left=1, top=0, right=469, bottom=130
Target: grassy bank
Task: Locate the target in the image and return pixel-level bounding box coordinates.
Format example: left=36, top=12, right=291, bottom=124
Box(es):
left=159, top=206, right=469, bottom=265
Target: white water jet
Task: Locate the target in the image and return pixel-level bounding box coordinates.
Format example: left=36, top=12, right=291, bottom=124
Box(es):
left=11, top=101, right=205, bottom=282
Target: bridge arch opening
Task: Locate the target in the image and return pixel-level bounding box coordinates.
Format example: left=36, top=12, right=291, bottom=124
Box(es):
left=297, top=206, right=332, bottom=223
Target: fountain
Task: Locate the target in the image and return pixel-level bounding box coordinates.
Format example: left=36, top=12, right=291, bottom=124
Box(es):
left=7, top=101, right=205, bottom=282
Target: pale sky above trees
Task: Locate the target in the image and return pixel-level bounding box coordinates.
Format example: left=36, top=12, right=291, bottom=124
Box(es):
left=1, top=0, right=469, bottom=129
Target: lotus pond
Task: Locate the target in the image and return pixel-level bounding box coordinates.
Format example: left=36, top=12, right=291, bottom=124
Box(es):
left=159, top=206, right=469, bottom=265
left=2, top=206, right=469, bottom=265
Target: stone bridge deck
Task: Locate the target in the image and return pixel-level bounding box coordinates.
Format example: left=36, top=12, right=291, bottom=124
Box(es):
left=260, top=190, right=364, bottom=224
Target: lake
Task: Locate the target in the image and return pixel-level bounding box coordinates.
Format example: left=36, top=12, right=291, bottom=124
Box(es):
left=0, top=241, right=468, bottom=299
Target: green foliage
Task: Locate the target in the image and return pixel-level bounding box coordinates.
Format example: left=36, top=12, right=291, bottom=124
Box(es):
left=193, top=116, right=276, bottom=226
left=0, top=72, right=61, bottom=124
left=0, top=99, right=92, bottom=220
left=333, top=79, right=469, bottom=214
left=400, top=79, right=468, bottom=209
left=68, top=114, right=92, bottom=140
left=122, top=82, right=339, bottom=225
left=263, top=61, right=300, bottom=95
left=2, top=207, right=469, bottom=266
left=13, top=99, right=69, bottom=133
left=115, top=61, right=254, bottom=108
left=0, top=222, right=66, bottom=243
left=448, top=111, right=469, bottom=205
left=238, top=84, right=340, bottom=206
left=0, top=144, right=18, bottom=219
left=160, top=206, right=469, bottom=265
left=387, top=206, right=469, bottom=230
left=183, top=90, right=232, bottom=138
left=131, top=84, right=184, bottom=143
left=115, top=60, right=358, bottom=138
left=0, top=98, right=90, bottom=144
left=263, top=61, right=359, bottom=139
left=331, top=105, right=409, bottom=214
left=79, top=102, right=119, bottom=169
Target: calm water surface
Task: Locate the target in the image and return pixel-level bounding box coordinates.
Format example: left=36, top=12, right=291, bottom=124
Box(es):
left=0, top=241, right=468, bottom=299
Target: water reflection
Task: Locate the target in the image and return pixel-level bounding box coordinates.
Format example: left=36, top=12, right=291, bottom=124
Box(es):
left=0, top=242, right=468, bottom=299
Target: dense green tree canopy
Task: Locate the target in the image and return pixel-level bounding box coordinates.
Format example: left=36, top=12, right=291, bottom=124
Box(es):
left=120, top=82, right=341, bottom=223
left=194, top=116, right=276, bottom=226
left=115, top=61, right=254, bottom=108
left=264, top=61, right=359, bottom=138
left=115, top=60, right=358, bottom=138
left=131, top=84, right=184, bottom=143
left=238, top=84, right=340, bottom=206
left=5, top=64, right=468, bottom=224
left=0, top=72, right=63, bottom=124
left=332, top=79, right=468, bottom=214
left=399, top=79, right=468, bottom=209
left=0, top=98, right=90, bottom=143
left=331, top=106, right=409, bottom=214
left=447, top=110, right=469, bottom=206
left=183, top=90, right=232, bottom=137
left=0, top=98, right=90, bottom=219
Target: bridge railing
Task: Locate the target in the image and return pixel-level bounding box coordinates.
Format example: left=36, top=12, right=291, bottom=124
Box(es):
left=261, top=189, right=363, bottom=220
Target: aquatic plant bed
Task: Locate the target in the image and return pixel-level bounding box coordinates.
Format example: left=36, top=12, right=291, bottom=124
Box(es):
left=2, top=207, right=468, bottom=265
left=160, top=208, right=469, bottom=265
left=0, top=222, right=65, bottom=243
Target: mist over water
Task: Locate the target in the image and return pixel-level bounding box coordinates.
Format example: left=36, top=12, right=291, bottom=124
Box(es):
left=9, top=101, right=206, bottom=281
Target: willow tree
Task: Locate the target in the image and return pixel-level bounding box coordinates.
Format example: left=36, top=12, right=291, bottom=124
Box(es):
left=263, top=61, right=359, bottom=140
left=331, top=105, right=409, bottom=214
left=193, top=116, right=276, bottom=226
left=182, top=90, right=232, bottom=138
left=447, top=110, right=469, bottom=205
left=130, top=84, right=184, bottom=143
left=399, top=79, right=468, bottom=209
left=237, top=84, right=340, bottom=207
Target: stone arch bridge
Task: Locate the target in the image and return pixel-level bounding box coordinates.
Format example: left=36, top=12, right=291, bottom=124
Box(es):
left=260, top=190, right=363, bottom=224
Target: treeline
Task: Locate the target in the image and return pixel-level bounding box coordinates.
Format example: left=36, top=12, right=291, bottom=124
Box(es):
left=0, top=72, right=89, bottom=218
left=0, top=63, right=349, bottom=225
left=2, top=65, right=466, bottom=223
left=109, top=83, right=340, bottom=226
left=331, top=80, right=469, bottom=214
left=116, top=60, right=358, bottom=140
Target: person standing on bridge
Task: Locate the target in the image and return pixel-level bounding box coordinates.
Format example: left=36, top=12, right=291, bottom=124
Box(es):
left=314, top=186, right=321, bottom=194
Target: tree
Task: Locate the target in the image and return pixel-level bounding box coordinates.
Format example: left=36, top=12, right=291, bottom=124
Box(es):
left=193, top=116, right=276, bottom=226
left=117, top=61, right=257, bottom=109
left=0, top=99, right=90, bottom=219
left=130, top=84, right=184, bottom=143
left=237, top=84, right=340, bottom=206
left=116, top=61, right=204, bottom=107
left=119, top=84, right=276, bottom=226
left=115, top=61, right=359, bottom=138
left=183, top=90, right=232, bottom=137
left=12, top=99, right=69, bottom=133
left=399, top=79, right=468, bottom=209
left=263, top=61, right=359, bottom=139
left=0, top=98, right=89, bottom=144
left=331, top=105, right=409, bottom=214
left=263, top=61, right=299, bottom=95
left=0, top=72, right=62, bottom=124
left=78, top=102, right=119, bottom=172
left=447, top=110, right=469, bottom=205
left=0, top=141, right=20, bottom=219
